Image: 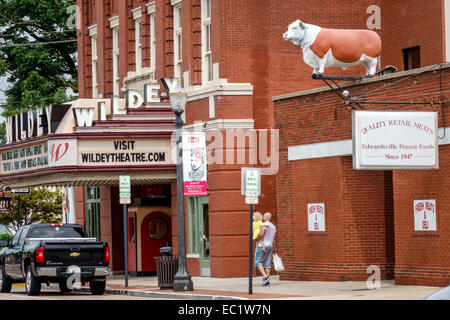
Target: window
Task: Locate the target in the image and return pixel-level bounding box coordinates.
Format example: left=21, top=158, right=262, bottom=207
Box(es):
left=403, top=46, right=420, bottom=71
left=10, top=228, right=23, bottom=246
left=132, top=7, right=143, bottom=73
left=89, top=24, right=99, bottom=98
left=187, top=196, right=209, bottom=255
left=18, top=226, right=30, bottom=245
left=27, top=226, right=86, bottom=239
left=135, top=20, right=142, bottom=72
left=91, top=36, right=99, bottom=98
left=173, top=2, right=183, bottom=86
left=188, top=197, right=199, bottom=254
left=109, top=16, right=120, bottom=96
left=112, top=27, right=120, bottom=96
left=146, top=1, right=156, bottom=71
left=150, top=12, right=156, bottom=70
left=201, top=0, right=212, bottom=83
left=85, top=187, right=101, bottom=241
left=147, top=217, right=168, bottom=240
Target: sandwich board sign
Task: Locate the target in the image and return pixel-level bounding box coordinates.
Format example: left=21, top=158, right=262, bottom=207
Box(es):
left=241, top=168, right=261, bottom=204
left=119, top=175, right=131, bottom=204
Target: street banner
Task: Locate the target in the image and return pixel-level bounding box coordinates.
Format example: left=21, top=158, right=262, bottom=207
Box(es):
left=182, top=133, right=207, bottom=196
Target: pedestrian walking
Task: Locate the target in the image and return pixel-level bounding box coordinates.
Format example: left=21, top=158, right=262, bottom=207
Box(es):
left=255, top=212, right=276, bottom=286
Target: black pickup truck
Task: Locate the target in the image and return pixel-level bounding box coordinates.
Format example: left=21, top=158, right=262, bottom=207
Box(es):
left=0, top=223, right=110, bottom=296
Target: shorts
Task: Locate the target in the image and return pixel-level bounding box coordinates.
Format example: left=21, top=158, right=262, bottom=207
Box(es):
left=256, top=246, right=273, bottom=269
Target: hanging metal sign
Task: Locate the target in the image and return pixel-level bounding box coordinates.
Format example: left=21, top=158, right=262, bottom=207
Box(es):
left=352, top=111, right=438, bottom=170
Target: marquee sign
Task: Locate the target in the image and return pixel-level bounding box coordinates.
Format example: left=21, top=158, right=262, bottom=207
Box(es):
left=0, top=138, right=172, bottom=174
left=78, top=138, right=170, bottom=167
left=4, top=105, right=71, bottom=144
left=352, top=111, right=438, bottom=170
left=1, top=143, right=48, bottom=173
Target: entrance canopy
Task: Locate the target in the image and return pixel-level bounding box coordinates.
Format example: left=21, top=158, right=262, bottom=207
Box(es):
left=0, top=98, right=177, bottom=188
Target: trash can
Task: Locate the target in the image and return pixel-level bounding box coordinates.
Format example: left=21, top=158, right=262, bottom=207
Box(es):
left=155, top=247, right=178, bottom=289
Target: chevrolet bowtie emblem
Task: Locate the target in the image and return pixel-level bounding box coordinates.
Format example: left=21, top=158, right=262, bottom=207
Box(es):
left=70, top=252, right=80, bottom=257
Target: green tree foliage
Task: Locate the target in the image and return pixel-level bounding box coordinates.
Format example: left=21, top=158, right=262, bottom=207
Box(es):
left=0, top=233, right=12, bottom=248
left=0, top=188, right=62, bottom=232
left=0, top=0, right=78, bottom=119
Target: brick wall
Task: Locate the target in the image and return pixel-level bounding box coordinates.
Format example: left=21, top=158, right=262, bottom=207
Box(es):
left=380, top=0, right=445, bottom=71
left=76, top=0, right=449, bottom=280
left=393, top=145, right=450, bottom=286
left=275, top=66, right=450, bottom=285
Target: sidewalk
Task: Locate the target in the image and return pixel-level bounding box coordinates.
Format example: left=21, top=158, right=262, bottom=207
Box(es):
left=72, top=275, right=440, bottom=300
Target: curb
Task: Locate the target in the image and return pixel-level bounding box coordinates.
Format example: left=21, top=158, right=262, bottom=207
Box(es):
left=51, top=285, right=248, bottom=300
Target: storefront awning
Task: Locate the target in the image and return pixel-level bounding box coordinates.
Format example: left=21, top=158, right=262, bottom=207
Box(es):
left=2, top=169, right=177, bottom=188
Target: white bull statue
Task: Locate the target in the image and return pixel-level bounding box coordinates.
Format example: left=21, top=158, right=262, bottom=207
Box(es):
left=283, top=20, right=382, bottom=77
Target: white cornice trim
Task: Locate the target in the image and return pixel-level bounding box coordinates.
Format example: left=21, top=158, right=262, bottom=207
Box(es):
left=146, top=1, right=156, bottom=14
left=183, top=119, right=255, bottom=132
left=109, top=16, right=119, bottom=29
left=186, top=83, right=253, bottom=102
left=171, top=0, right=182, bottom=6
left=88, top=24, right=97, bottom=36
left=132, top=6, right=142, bottom=20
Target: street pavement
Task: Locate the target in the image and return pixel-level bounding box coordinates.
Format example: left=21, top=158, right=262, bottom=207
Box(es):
left=69, top=275, right=441, bottom=300
left=0, top=284, right=175, bottom=300
left=0, top=275, right=442, bottom=300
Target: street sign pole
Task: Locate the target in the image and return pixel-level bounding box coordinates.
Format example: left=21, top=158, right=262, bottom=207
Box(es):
left=249, top=203, right=253, bottom=295
left=119, top=175, right=131, bottom=288
left=241, top=167, right=261, bottom=295
left=123, top=203, right=128, bottom=288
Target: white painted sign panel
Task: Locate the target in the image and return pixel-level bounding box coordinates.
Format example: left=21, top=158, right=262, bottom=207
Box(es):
left=414, top=199, right=437, bottom=231
left=352, top=111, right=438, bottom=170
left=48, top=139, right=78, bottom=167
left=308, top=203, right=325, bottom=232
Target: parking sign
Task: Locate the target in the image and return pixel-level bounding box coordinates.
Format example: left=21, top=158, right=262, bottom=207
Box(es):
left=119, top=175, right=131, bottom=204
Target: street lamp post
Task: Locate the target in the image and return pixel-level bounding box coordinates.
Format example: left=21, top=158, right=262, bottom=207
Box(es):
left=170, top=84, right=194, bottom=292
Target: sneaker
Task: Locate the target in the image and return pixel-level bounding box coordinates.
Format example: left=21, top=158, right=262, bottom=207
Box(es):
left=262, top=276, right=271, bottom=286
left=263, top=282, right=271, bottom=287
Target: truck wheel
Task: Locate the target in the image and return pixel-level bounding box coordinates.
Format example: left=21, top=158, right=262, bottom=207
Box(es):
left=1, top=269, right=12, bottom=293
left=58, top=281, right=72, bottom=293
left=25, top=266, right=41, bottom=296
left=90, top=279, right=106, bottom=295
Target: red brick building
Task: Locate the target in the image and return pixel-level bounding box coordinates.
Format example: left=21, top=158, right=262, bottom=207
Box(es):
left=72, top=0, right=450, bottom=281
left=0, top=0, right=443, bottom=282
left=274, top=64, right=450, bottom=286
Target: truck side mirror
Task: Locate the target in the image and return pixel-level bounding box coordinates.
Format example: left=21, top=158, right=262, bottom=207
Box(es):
left=0, top=240, right=10, bottom=247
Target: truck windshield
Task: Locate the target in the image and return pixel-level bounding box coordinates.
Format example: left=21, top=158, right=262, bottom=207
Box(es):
left=27, top=226, right=87, bottom=239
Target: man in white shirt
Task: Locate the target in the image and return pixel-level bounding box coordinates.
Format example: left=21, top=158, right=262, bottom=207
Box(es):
left=255, top=212, right=276, bottom=286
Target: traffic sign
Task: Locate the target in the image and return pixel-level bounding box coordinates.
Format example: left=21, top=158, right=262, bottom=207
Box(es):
left=11, top=188, right=30, bottom=194
left=241, top=168, right=261, bottom=197
left=245, top=197, right=259, bottom=204
left=119, top=175, right=131, bottom=192
left=119, top=175, right=131, bottom=204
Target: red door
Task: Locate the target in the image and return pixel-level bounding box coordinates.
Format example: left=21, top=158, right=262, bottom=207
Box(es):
left=141, top=211, right=172, bottom=272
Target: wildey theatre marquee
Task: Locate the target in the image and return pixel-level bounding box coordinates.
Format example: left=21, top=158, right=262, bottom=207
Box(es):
left=0, top=98, right=177, bottom=188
